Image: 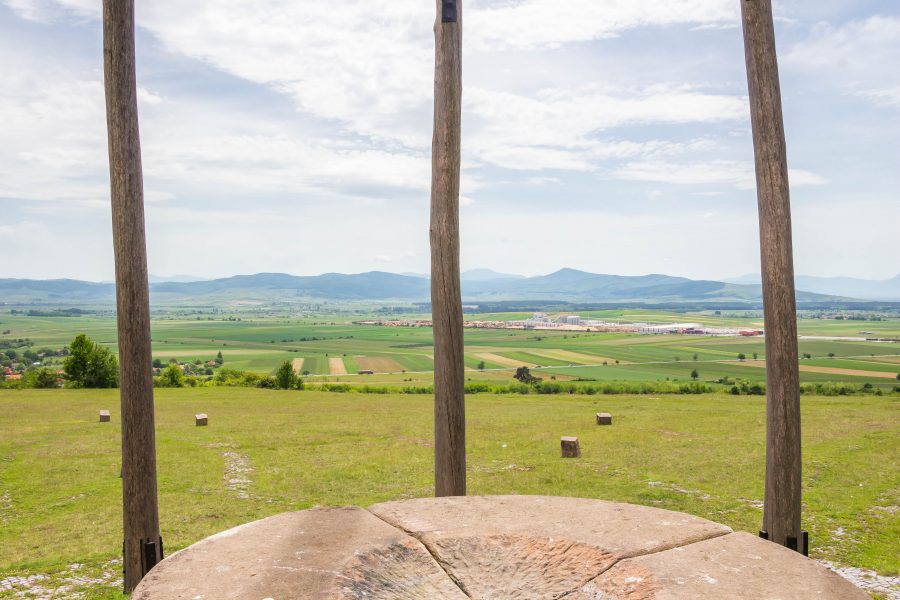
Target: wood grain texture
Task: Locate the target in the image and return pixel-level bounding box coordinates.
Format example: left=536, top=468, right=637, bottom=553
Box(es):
left=430, top=0, right=466, bottom=497
left=740, top=0, right=802, bottom=548
left=102, top=0, right=161, bottom=591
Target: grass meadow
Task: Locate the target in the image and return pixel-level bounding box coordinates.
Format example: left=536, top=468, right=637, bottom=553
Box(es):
left=0, top=388, right=897, bottom=598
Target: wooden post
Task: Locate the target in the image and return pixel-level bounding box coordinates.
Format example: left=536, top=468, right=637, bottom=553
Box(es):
left=740, top=0, right=802, bottom=550
left=103, top=0, right=162, bottom=590
left=430, top=0, right=466, bottom=497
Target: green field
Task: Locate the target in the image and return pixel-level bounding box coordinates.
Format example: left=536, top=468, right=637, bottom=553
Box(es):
left=2, top=311, right=899, bottom=394
left=0, top=389, right=897, bottom=598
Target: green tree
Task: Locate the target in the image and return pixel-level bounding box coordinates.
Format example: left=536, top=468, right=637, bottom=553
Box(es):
left=24, top=367, right=59, bottom=388
left=157, top=364, right=185, bottom=387
left=275, top=360, right=298, bottom=390
left=477, top=361, right=485, bottom=370
left=514, top=366, right=540, bottom=385
left=690, top=369, right=699, bottom=381
left=63, top=334, right=119, bottom=388
left=215, top=351, right=224, bottom=365
left=737, top=353, right=746, bottom=361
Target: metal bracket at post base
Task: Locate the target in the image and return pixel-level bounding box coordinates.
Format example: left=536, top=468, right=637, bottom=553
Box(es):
left=123, top=536, right=164, bottom=589
left=759, top=530, right=808, bottom=556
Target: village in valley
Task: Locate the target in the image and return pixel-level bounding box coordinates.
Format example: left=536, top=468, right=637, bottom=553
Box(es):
left=355, top=312, right=765, bottom=336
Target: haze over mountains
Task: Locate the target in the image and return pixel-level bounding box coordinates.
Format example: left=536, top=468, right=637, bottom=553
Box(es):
left=724, top=274, right=900, bottom=301
left=3, top=268, right=897, bottom=304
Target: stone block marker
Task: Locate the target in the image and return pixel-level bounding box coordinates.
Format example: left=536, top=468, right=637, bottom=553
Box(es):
left=561, top=436, right=580, bottom=458
left=596, top=412, right=612, bottom=425
left=99, top=410, right=110, bottom=423
left=195, top=413, right=208, bottom=426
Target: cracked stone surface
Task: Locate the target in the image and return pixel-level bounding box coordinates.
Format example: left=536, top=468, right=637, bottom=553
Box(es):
left=369, top=495, right=730, bottom=599
left=569, top=532, right=870, bottom=600
left=132, top=507, right=466, bottom=599
left=132, top=496, right=869, bottom=599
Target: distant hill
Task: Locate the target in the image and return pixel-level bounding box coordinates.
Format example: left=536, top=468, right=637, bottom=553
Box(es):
left=152, top=272, right=430, bottom=301
left=459, top=268, right=841, bottom=303
left=461, top=268, right=525, bottom=282
left=0, top=278, right=115, bottom=302
left=726, top=273, right=900, bottom=300
left=148, top=274, right=210, bottom=284
left=0, top=269, right=854, bottom=304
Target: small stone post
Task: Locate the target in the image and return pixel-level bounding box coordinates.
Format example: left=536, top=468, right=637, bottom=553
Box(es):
left=596, top=413, right=612, bottom=425
left=195, top=414, right=208, bottom=426
left=561, top=436, right=580, bottom=458
left=100, top=410, right=111, bottom=423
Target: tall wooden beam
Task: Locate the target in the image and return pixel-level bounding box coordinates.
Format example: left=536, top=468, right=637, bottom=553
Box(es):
left=740, top=0, right=803, bottom=550
left=430, top=0, right=466, bottom=497
left=102, top=0, right=162, bottom=590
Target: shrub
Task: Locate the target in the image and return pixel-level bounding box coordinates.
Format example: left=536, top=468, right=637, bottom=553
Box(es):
left=63, top=334, right=118, bottom=389
left=156, top=364, right=185, bottom=388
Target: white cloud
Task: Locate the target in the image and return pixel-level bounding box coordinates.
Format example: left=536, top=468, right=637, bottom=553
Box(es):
left=465, top=85, right=745, bottom=171
left=467, top=0, right=738, bottom=50
left=788, top=169, right=829, bottom=187
left=612, top=161, right=829, bottom=190
left=856, top=86, right=900, bottom=109
left=613, top=160, right=754, bottom=188
left=0, top=50, right=108, bottom=207
left=1, top=0, right=753, bottom=200
left=785, top=15, right=900, bottom=110
left=2, top=0, right=895, bottom=281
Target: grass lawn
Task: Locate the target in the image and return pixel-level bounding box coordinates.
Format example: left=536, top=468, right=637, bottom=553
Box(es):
left=0, top=389, right=897, bottom=597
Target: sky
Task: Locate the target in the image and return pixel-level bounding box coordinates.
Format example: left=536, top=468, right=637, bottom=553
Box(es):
left=1, top=0, right=898, bottom=282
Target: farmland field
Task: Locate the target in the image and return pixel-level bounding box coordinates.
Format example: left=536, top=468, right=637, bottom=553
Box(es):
left=0, top=389, right=897, bottom=598
left=2, top=310, right=899, bottom=393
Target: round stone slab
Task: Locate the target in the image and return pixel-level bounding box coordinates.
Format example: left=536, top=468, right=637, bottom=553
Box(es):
left=133, top=496, right=868, bottom=599
left=132, top=507, right=467, bottom=600
left=369, top=495, right=730, bottom=598
left=568, top=532, right=868, bottom=600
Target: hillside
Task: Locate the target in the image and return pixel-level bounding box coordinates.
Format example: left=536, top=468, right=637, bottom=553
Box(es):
left=0, top=269, right=852, bottom=304
left=726, top=273, right=900, bottom=301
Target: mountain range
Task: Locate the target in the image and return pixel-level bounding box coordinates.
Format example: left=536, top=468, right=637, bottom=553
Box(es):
left=724, top=273, right=900, bottom=300
left=2, top=268, right=893, bottom=304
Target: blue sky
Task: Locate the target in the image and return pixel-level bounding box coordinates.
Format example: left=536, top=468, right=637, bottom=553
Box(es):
left=1, top=0, right=897, bottom=282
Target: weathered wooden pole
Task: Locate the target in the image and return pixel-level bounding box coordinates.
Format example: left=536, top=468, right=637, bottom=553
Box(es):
left=103, top=0, right=162, bottom=590
left=740, top=0, right=804, bottom=553
left=430, top=0, right=466, bottom=497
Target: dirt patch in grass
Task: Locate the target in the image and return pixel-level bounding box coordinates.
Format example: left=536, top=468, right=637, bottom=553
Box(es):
left=529, top=348, right=626, bottom=365
left=356, top=356, right=404, bottom=373
left=473, top=352, right=532, bottom=368
left=222, top=451, right=253, bottom=499
left=329, top=357, right=348, bottom=375
left=730, top=360, right=898, bottom=379
left=870, top=356, right=900, bottom=364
